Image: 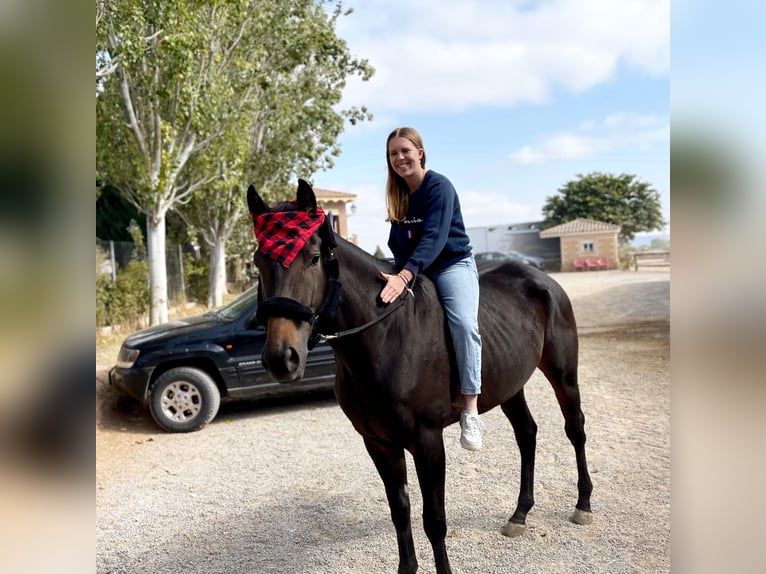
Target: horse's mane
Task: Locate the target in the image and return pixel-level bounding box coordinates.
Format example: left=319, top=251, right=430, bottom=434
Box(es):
left=269, top=199, right=299, bottom=212
left=334, top=233, right=395, bottom=273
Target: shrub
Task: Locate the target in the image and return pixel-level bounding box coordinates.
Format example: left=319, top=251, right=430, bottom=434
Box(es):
left=96, top=275, right=115, bottom=326
left=183, top=253, right=209, bottom=304
left=96, top=261, right=150, bottom=326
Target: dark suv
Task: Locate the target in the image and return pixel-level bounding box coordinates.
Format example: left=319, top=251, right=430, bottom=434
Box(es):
left=474, top=250, right=545, bottom=270
left=108, top=285, right=337, bottom=432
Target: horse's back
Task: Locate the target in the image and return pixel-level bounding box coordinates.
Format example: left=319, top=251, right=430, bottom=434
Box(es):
left=478, top=260, right=574, bottom=320
left=475, top=261, right=577, bottom=404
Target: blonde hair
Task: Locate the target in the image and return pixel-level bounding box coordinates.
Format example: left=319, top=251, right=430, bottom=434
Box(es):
left=385, top=127, right=426, bottom=222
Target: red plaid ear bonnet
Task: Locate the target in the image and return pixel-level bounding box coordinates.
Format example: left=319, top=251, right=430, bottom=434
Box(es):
left=252, top=203, right=326, bottom=268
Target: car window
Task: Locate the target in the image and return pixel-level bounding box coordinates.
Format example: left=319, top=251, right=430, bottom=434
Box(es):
left=218, top=285, right=260, bottom=320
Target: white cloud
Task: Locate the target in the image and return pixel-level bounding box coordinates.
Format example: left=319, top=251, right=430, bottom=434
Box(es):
left=337, top=0, right=669, bottom=112
left=508, top=112, right=668, bottom=163
left=460, top=188, right=540, bottom=227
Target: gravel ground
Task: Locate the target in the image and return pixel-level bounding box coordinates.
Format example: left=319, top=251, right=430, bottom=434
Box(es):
left=96, top=269, right=670, bottom=574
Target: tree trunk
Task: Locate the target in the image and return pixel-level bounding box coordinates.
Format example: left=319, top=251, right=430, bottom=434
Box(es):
left=147, top=211, right=169, bottom=325
left=207, top=236, right=227, bottom=308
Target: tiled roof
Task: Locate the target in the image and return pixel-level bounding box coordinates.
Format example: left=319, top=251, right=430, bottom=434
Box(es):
left=539, top=218, right=620, bottom=238
left=314, top=188, right=357, bottom=202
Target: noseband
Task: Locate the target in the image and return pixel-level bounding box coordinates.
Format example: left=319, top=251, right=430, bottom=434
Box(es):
left=256, top=262, right=342, bottom=350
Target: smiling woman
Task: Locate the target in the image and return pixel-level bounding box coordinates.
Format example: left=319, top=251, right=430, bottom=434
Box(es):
left=382, top=126, right=485, bottom=451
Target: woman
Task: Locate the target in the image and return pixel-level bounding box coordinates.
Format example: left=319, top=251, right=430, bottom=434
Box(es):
left=378, top=127, right=483, bottom=450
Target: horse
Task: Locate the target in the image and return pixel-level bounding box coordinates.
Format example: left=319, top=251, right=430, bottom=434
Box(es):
left=247, top=180, right=593, bottom=574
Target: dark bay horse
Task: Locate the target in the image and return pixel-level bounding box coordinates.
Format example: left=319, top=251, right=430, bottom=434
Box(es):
left=248, top=180, right=592, bottom=574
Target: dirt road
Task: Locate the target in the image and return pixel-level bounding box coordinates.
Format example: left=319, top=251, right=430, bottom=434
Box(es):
left=97, top=269, right=670, bottom=574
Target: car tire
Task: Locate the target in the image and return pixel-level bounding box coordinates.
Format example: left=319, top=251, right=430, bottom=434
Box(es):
left=149, top=367, right=221, bottom=432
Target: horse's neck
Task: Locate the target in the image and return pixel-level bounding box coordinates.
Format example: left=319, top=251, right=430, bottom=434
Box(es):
left=333, top=240, right=386, bottom=327
left=328, top=240, right=448, bottom=382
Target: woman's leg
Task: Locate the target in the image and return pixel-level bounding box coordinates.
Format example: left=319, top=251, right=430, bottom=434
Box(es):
left=431, top=256, right=482, bottom=397
left=432, top=257, right=483, bottom=450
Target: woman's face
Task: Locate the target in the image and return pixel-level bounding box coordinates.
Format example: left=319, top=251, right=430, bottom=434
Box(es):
left=388, top=137, right=424, bottom=180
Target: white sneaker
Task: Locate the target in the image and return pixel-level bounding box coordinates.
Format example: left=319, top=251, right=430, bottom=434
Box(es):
left=460, top=411, right=483, bottom=451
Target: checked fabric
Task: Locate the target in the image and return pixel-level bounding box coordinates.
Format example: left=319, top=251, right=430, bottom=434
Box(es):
left=252, top=204, right=327, bottom=268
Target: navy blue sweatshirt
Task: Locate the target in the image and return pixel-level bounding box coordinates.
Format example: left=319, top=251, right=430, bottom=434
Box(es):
left=387, top=170, right=472, bottom=280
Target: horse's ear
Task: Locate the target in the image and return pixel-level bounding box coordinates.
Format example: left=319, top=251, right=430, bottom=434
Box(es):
left=247, top=184, right=267, bottom=216
left=296, top=179, right=317, bottom=212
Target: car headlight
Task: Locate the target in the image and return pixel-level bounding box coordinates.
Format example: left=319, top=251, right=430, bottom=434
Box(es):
left=117, top=346, right=140, bottom=369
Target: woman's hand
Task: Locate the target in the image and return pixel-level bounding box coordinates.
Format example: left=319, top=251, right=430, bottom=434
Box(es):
left=379, top=271, right=410, bottom=304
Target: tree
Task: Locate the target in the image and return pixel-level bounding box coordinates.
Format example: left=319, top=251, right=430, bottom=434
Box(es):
left=174, top=1, right=373, bottom=307
left=97, top=2, right=227, bottom=323
left=97, top=0, right=372, bottom=321
left=541, top=172, right=666, bottom=244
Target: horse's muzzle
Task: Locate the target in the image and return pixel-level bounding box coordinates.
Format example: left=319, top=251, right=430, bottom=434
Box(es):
left=261, top=318, right=310, bottom=383
left=262, top=343, right=305, bottom=383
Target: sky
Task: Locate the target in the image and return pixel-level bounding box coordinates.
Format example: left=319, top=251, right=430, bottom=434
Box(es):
left=311, top=0, right=670, bottom=255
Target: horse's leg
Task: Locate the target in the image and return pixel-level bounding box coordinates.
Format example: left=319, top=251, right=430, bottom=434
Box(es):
left=412, top=428, right=452, bottom=574
left=540, top=343, right=594, bottom=525
left=363, top=437, right=419, bottom=574
left=500, top=389, right=537, bottom=537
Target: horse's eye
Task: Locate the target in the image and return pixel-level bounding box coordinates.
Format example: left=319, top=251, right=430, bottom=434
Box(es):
left=310, top=255, right=321, bottom=266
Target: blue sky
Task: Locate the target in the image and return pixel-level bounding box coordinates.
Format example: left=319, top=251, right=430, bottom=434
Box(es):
left=311, top=0, right=670, bottom=255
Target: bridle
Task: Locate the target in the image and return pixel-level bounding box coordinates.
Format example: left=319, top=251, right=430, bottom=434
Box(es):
left=255, top=218, right=411, bottom=349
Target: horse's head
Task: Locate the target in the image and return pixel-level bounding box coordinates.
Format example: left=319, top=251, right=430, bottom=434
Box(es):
left=247, top=179, right=339, bottom=383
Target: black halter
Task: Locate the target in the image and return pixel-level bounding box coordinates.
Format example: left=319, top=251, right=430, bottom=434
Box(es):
left=256, top=216, right=341, bottom=349
left=255, top=218, right=410, bottom=348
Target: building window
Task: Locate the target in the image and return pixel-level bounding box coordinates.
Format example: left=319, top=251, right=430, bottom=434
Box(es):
left=581, top=240, right=594, bottom=253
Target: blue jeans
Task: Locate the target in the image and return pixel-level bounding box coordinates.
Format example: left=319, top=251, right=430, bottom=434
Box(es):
left=430, top=256, right=482, bottom=395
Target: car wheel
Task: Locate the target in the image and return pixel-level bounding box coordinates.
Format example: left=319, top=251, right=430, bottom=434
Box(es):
left=149, top=367, right=221, bottom=432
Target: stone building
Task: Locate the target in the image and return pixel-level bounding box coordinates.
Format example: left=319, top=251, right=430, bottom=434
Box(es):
left=539, top=218, right=620, bottom=271
left=314, top=187, right=358, bottom=244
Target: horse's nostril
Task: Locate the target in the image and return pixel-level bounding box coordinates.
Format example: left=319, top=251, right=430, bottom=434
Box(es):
left=286, top=347, right=300, bottom=371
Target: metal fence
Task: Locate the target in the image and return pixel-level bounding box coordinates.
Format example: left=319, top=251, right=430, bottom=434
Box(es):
left=96, top=238, right=194, bottom=304
left=96, top=238, right=254, bottom=306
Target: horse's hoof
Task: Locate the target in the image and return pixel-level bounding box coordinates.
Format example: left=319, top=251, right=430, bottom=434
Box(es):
left=502, top=520, right=526, bottom=538
left=570, top=508, right=593, bottom=525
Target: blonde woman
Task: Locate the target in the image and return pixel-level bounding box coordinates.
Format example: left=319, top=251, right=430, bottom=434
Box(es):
left=378, top=127, right=483, bottom=450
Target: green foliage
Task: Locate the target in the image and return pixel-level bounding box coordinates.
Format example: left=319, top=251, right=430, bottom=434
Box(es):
left=225, top=214, right=259, bottom=275
left=98, top=0, right=373, bottom=208
left=96, top=261, right=150, bottom=327
left=183, top=253, right=209, bottom=304
left=97, top=0, right=374, bottom=320
left=127, top=219, right=147, bottom=260
left=96, top=275, right=112, bottom=326
left=541, top=172, right=666, bottom=244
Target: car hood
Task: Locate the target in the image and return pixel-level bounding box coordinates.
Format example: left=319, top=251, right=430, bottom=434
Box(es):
left=123, top=314, right=225, bottom=347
